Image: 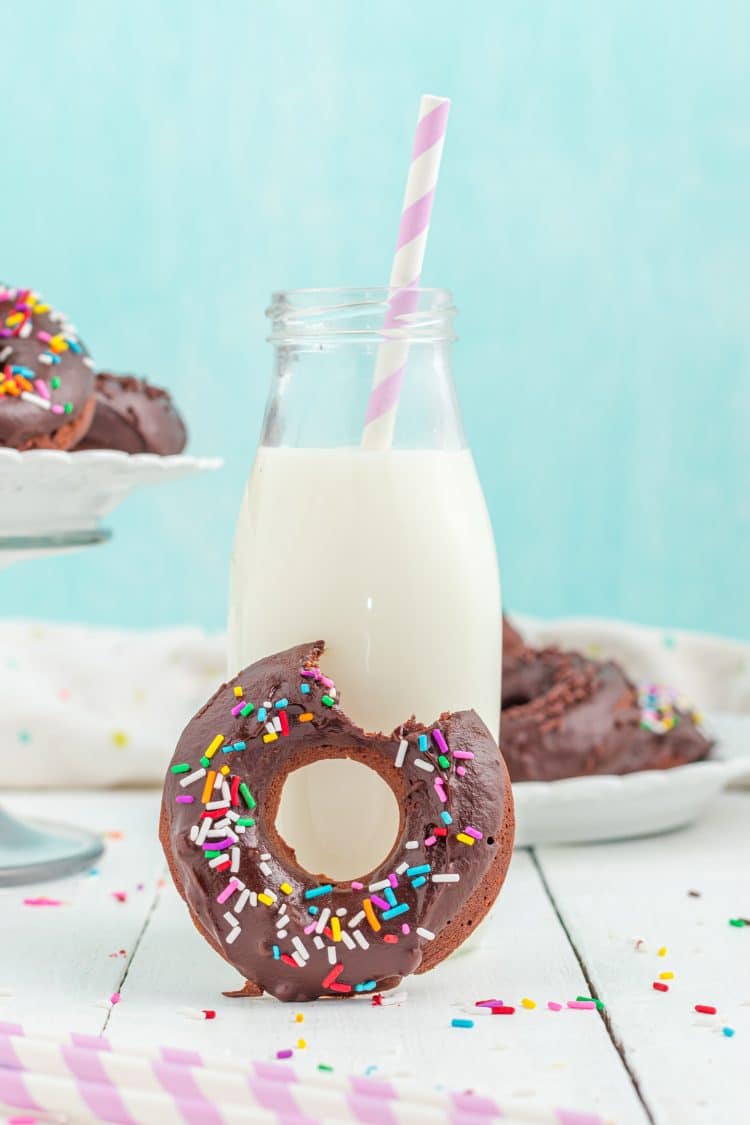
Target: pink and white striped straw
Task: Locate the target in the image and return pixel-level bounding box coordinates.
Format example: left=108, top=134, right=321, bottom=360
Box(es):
left=0, top=1024, right=609, bottom=1125
left=361, top=94, right=451, bottom=450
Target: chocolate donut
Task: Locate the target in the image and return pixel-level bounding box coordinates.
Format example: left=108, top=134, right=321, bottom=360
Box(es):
left=75, top=372, right=187, bottom=454
left=160, top=641, right=514, bottom=1002
left=501, top=639, right=712, bottom=781
left=0, top=285, right=95, bottom=450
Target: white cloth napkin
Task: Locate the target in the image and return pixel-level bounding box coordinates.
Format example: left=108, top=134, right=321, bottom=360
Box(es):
left=1, top=621, right=225, bottom=788
left=2, top=616, right=749, bottom=788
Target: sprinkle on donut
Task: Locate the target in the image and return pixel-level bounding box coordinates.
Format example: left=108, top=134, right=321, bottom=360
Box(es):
left=0, top=285, right=95, bottom=450
left=160, top=641, right=514, bottom=1002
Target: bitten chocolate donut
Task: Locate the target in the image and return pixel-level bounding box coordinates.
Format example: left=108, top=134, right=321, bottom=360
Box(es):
left=161, top=641, right=514, bottom=1003
left=0, top=285, right=95, bottom=450
left=75, top=372, right=187, bottom=454
left=501, top=637, right=712, bottom=781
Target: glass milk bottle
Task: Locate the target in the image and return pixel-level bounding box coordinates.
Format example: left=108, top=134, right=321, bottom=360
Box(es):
left=228, top=288, right=501, bottom=879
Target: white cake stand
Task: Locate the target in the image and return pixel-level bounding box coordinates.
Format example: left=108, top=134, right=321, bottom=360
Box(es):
left=0, top=449, right=222, bottom=885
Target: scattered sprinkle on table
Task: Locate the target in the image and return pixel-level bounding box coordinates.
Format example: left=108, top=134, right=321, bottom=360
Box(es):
left=576, top=995, right=605, bottom=1011
left=658, top=946, right=667, bottom=957
left=729, top=918, right=747, bottom=927
left=723, top=1027, right=735, bottom=1037
left=277, top=1048, right=293, bottom=1059
left=492, top=1006, right=515, bottom=1015
left=521, top=997, right=536, bottom=1009
left=653, top=982, right=669, bottom=992
left=23, top=897, right=63, bottom=907
left=695, top=1004, right=717, bottom=1015
left=451, top=1018, right=474, bottom=1029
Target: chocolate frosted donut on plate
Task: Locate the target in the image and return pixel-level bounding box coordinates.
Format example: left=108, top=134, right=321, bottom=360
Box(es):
left=501, top=642, right=713, bottom=782
left=160, top=641, right=514, bottom=1002
left=0, top=285, right=95, bottom=450
left=75, top=372, right=187, bottom=454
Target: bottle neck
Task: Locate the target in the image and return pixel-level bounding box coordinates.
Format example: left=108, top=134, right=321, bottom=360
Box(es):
left=262, top=288, right=465, bottom=451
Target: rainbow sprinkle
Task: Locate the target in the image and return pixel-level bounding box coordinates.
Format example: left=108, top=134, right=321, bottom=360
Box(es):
left=638, top=683, right=703, bottom=734
left=0, top=286, right=87, bottom=418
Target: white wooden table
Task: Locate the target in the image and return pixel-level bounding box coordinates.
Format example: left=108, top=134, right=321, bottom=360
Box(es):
left=1, top=789, right=748, bottom=1125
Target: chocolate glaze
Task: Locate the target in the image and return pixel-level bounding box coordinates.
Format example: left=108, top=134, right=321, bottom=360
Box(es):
left=501, top=638, right=712, bottom=781
left=76, top=372, right=187, bottom=454
left=0, top=286, right=95, bottom=450
left=160, top=641, right=514, bottom=1002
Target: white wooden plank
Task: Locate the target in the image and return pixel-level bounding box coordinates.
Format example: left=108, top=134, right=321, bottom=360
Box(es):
left=0, top=792, right=163, bottom=1036
left=536, top=791, right=750, bottom=1125
left=109, top=844, right=645, bottom=1122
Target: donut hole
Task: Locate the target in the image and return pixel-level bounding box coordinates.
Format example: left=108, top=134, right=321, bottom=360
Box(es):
left=275, top=758, right=401, bottom=883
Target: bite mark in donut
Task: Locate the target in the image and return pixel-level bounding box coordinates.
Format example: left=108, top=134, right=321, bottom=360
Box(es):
left=160, top=641, right=514, bottom=1002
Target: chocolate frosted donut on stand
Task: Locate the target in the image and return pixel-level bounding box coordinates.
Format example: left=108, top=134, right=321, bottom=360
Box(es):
left=76, top=372, right=187, bottom=454
left=501, top=642, right=713, bottom=782
left=0, top=285, right=95, bottom=450
left=161, top=641, right=514, bottom=1002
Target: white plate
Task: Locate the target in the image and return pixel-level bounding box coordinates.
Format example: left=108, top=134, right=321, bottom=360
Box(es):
left=0, top=448, right=222, bottom=540
left=512, top=713, right=750, bottom=847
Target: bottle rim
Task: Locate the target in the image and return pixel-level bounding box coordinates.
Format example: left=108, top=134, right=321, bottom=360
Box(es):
left=266, top=287, right=457, bottom=344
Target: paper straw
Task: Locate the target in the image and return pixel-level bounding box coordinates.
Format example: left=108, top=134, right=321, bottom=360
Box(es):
left=361, top=94, right=450, bottom=451
left=0, top=1026, right=609, bottom=1125
left=0, top=1039, right=480, bottom=1124
left=0, top=1067, right=276, bottom=1124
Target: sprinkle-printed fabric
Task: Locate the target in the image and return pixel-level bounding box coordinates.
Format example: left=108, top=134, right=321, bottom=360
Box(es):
left=0, top=621, right=225, bottom=787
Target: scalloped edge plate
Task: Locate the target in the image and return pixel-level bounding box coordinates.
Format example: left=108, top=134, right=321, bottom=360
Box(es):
left=512, top=733, right=750, bottom=847
left=0, top=446, right=222, bottom=470
left=0, top=448, right=222, bottom=538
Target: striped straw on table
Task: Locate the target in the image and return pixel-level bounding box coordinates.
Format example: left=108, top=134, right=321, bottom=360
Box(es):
left=361, top=94, right=450, bottom=451
left=0, top=1024, right=609, bottom=1125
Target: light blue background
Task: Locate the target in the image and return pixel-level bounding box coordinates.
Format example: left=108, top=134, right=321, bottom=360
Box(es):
left=3, top=1, right=749, bottom=638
